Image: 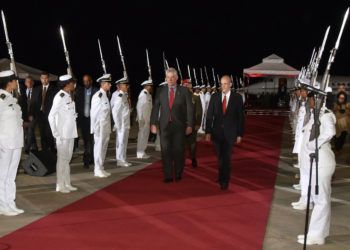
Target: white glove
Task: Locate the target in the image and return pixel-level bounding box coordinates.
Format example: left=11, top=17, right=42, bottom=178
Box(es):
left=55, top=136, right=63, bottom=145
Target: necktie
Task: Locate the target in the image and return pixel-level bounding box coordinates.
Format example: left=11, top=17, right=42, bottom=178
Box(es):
left=169, top=87, right=175, bottom=109
left=222, top=94, right=227, bottom=114
left=41, top=86, right=47, bottom=112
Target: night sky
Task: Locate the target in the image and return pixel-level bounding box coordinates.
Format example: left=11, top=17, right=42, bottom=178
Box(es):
left=1, top=0, right=350, bottom=94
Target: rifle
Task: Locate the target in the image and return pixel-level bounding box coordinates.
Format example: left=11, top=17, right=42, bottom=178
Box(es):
left=1, top=10, right=20, bottom=96
left=117, top=35, right=128, bottom=79
left=59, top=25, right=73, bottom=76
left=97, top=39, right=107, bottom=74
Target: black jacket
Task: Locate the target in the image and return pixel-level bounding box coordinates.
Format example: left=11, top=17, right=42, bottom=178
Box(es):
left=30, top=84, right=58, bottom=118
left=205, top=92, right=244, bottom=142
left=151, top=85, right=194, bottom=131
left=74, top=85, right=98, bottom=118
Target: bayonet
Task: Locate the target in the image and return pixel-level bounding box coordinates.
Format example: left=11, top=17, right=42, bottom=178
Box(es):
left=175, top=58, right=182, bottom=81
left=117, top=35, right=128, bottom=79
left=146, top=49, right=152, bottom=80
left=59, top=25, right=73, bottom=76
left=97, top=39, right=107, bottom=74
left=187, top=65, right=191, bottom=82
left=204, top=66, right=209, bottom=85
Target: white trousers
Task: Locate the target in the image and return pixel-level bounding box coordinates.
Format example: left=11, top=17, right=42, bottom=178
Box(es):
left=116, top=129, right=129, bottom=162
left=308, top=170, right=333, bottom=238
left=0, top=148, right=21, bottom=209
left=299, top=153, right=310, bottom=203
left=94, top=133, right=110, bottom=171
left=137, top=122, right=150, bottom=156
left=56, top=138, right=74, bottom=188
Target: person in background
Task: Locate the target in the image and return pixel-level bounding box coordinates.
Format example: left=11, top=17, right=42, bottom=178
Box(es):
left=75, top=74, right=98, bottom=168
left=22, top=76, right=38, bottom=153
left=30, top=72, right=58, bottom=153
left=333, top=91, right=350, bottom=151
left=183, top=79, right=202, bottom=168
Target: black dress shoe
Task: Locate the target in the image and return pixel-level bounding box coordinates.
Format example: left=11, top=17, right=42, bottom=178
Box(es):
left=175, top=175, right=182, bottom=182
left=163, top=178, right=173, bottom=183
left=83, top=163, right=90, bottom=169
left=220, top=183, right=229, bottom=190
left=192, top=159, right=198, bottom=168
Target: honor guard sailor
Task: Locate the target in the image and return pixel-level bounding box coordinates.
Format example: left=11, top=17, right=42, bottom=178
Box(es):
left=90, top=74, right=112, bottom=178
left=48, top=75, right=78, bottom=193
left=136, top=79, right=153, bottom=159
left=0, top=70, right=24, bottom=216
left=111, top=77, right=132, bottom=167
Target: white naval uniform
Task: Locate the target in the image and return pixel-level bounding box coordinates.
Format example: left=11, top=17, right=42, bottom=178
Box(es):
left=136, top=89, right=152, bottom=157
left=111, top=90, right=130, bottom=163
left=203, top=92, right=211, bottom=131
left=0, top=89, right=23, bottom=212
left=48, top=90, right=78, bottom=190
left=293, top=100, right=307, bottom=154
left=90, top=89, right=111, bottom=172
left=198, top=92, right=206, bottom=133
left=300, top=108, right=336, bottom=240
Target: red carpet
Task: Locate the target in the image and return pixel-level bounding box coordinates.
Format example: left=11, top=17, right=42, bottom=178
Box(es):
left=1, top=116, right=285, bottom=250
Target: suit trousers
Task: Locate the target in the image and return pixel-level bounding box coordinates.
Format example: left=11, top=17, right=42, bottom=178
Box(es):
left=213, top=133, right=234, bottom=184
left=0, top=148, right=21, bottom=209
left=79, top=117, right=94, bottom=165
left=160, top=122, right=186, bottom=179
left=37, top=112, right=55, bottom=152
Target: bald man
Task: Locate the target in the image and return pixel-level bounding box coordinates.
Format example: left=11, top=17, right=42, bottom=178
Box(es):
left=205, top=75, right=245, bottom=190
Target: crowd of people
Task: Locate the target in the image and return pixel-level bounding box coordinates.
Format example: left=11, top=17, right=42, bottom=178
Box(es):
left=0, top=67, right=246, bottom=217
left=288, top=83, right=349, bottom=245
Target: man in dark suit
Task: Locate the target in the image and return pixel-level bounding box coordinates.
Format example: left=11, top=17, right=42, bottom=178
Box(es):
left=151, top=68, right=194, bottom=183
left=182, top=79, right=202, bottom=168
left=30, top=72, right=58, bottom=153
left=75, top=74, right=98, bottom=168
left=22, top=76, right=38, bottom=153
left=205, top=75, right=244, bottom=190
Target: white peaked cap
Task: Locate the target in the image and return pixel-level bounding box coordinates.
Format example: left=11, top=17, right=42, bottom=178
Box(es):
left=115, top=76, right=129, bottom=84
left=97, top=74, right=112, bottom=83
left=0, top=70, right=15, bottom=78
left=59, top=74, right=73, bottom=82
left=325, top=86, right=333, bottom=93
left=141, top=80, right=153, bottom=86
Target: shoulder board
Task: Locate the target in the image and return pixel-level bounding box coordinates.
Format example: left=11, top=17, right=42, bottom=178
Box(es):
left=118, top=93, right=123, bottom=97
left=98, top=92, right=102, bottom=98
left=143, top=91, right=147, bottom=95
left=60, top=93, right=65, bottom=97
left=0, top=94, right=6, bottom=99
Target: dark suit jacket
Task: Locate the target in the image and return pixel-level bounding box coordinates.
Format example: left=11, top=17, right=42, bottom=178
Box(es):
left=74, top=85, right=98, bottom=118
left=205, top=92, right=244, bottom=142
left=21, top=88, right=34, bottom=121
left=151, top=85, right=194, bottom=131
left=30, top=84, right=58, bottom=118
